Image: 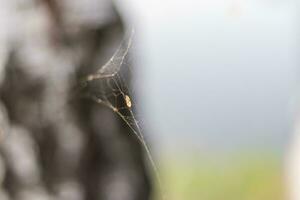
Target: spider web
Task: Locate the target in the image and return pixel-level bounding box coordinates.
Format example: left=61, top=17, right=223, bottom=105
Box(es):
left=79, top=31, right=165, bottom=199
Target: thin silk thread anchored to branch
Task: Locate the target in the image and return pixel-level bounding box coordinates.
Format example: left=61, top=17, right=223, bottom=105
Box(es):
left=80, top=30, right=166, bottom=200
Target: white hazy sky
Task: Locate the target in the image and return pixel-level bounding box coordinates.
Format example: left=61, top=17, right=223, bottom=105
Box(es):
left=116, top=0, right=299, bottom=155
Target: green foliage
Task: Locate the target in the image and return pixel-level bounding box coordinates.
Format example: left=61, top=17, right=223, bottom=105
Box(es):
left=156, top=153, right=284, bottom=200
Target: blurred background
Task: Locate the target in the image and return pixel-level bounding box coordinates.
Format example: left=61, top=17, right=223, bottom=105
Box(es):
left=117, top=0, right=299, bottom=199
left=0, top=0, right=299, bottom=200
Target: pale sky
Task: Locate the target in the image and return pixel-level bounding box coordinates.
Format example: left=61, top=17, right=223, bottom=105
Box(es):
left=117, top=0, right=299, bottom=155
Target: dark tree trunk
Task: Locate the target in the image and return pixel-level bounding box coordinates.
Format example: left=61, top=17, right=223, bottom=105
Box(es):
left=0, top=1, right=151, bottom=200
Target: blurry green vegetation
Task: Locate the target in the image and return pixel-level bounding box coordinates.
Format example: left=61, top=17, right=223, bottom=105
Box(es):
left=155, top=152, right=285, bottom=200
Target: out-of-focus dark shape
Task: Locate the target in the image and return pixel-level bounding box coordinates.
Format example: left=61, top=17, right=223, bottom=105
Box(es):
left=0, top=0, right=151, bottom=200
